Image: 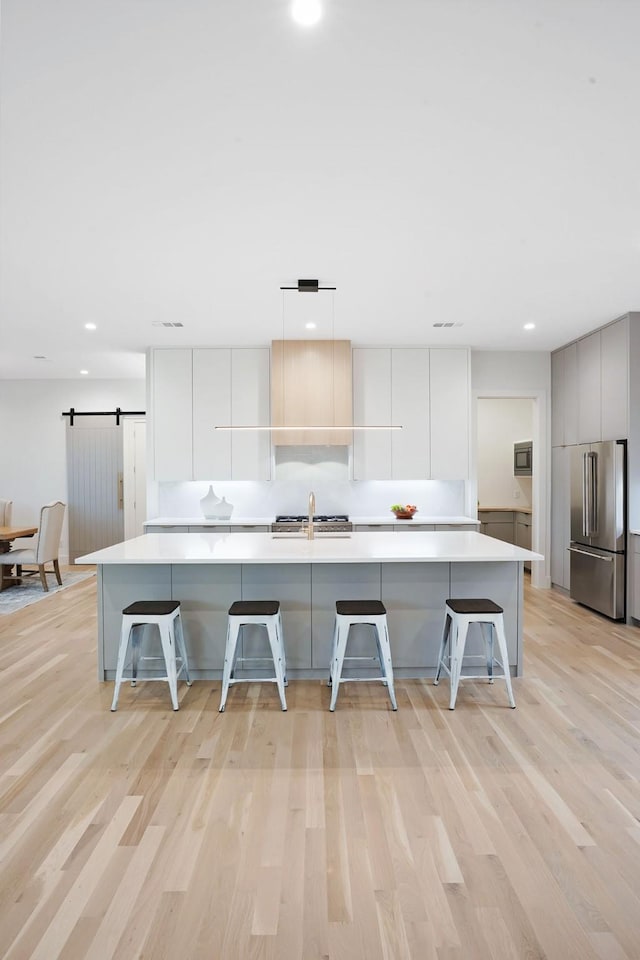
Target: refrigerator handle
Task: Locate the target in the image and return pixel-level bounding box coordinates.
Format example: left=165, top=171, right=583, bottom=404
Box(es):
left=588, top=451, right=598, bottom=535
left=582, top=452, right=589, bottom=537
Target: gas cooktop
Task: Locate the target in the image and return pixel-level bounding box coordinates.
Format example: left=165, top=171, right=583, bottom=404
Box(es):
left=275, top=514, right=349, bottom=523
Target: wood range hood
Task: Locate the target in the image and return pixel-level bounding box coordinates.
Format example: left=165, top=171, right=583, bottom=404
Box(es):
left=271, top=339, right=353, bottom=446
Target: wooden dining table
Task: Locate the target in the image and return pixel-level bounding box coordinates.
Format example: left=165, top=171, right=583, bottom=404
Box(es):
left=0, top=525, right=38, bottom=590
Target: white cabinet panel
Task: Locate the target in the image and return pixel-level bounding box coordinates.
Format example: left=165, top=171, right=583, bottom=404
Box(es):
left=352, top=348, right=392, bottom=480
left=231, top=348, right=271, bottom=480
left=552, top=344, right=578, bottom=447
left=577, top=332, right=601, bottom=443
left=193, top=349, right=232, bottom=480
left=152, top=349, right=193, bottom=480
left=391, top=348, right=430, bottom=479
left=601, top=318, right=628, bottom=441
left=430, top=348, right=470, bottom=479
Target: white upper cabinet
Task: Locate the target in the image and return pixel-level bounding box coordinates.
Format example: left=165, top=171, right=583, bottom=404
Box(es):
left=352, top=348, right=392, bottom=480
left=577, top=331, right=602, bottom=444
left=600, top=317, right=628, bottom=441
left=230, top=348, right=271, bottom=480
left=551, top=343, right=577, bottom=447
left=151, top=347, right=271, bottom=482
left=352, top=346, right=469, bottom=480
left=152, top=349, right=193, bottom=481
left=193, top=349, right=232, bottom=479
left=429, top=348, right=470, bottom=479
left=391, top=349, right=430, bottom=479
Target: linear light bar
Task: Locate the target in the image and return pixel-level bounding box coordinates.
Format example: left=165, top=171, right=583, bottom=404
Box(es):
left=214, top=424, right=403, bottom=431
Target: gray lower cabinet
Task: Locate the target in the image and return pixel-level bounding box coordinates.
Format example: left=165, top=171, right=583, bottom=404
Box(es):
left=479, top=511, right=515, bottom=543
left=145, top=525, right=189, bottom=533
left=515, top=512, right=532, bottom=570
left=355, top=524, right=395, bottom=531
left=189, top=525, right=230, bottom=533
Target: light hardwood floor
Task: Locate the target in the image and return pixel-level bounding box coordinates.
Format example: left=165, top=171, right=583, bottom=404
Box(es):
left=1, top=571, right=640, bottom=960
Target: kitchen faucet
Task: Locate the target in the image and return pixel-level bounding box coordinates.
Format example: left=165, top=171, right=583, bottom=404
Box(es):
left=306, top=491, right=315, bottom=540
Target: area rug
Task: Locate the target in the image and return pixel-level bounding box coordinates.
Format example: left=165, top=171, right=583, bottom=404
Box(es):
left=0, top=568, right=96, bottom=615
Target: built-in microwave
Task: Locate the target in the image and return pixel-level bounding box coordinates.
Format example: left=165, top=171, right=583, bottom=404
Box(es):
left=514, top=440, right=533, bottom=476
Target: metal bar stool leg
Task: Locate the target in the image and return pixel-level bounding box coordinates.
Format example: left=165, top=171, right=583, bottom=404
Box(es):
left=449, top=618, right=468, bottom=710
left=159, top=619, right=179, bottom=711
left=434, top=611, right=452, bottom=685
left=219, top=620, right=241, bottom=712
left=329, top=619, right=349, bottom=712
left=493, top=616, right=516, bottom=708
left=266, top=619, right=287, bottom=711
left=376, top=617, right=397, bottom=710
left=480, top=622, right=494, bottom=683
left=111, top=617, right=132, bottom=711
left=173, top=610, right=192, bottom=685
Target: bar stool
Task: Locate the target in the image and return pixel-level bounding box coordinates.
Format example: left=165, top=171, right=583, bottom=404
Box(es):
left=111, top=600, right=191, bottom=711
left=329, top=600, right=397, bottom=711
left=434, top=598, right=516, bottom=709
left=219, top=600, right=287, bottom=712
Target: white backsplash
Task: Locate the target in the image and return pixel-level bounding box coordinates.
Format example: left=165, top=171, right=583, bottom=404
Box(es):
left=156, top=446, right=467, bottom=519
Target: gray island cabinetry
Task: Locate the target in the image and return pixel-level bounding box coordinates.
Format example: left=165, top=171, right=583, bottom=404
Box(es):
left=78, top=531, right=541, bottom=683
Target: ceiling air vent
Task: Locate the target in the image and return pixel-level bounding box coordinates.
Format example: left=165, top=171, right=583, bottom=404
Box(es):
left=152, top=321, right=184, bottom=328
left=432, top=322, right=463, bottom=328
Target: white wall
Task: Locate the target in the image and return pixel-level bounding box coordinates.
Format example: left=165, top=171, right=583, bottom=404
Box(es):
left=0, top=379, right=145, bottom=560
left=471, top=351, right=551, bottom=588
left=477, top=398, right=533, bottom=509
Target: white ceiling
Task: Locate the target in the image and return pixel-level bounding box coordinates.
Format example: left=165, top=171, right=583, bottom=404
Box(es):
left=2, top=0, right=640, bottom=379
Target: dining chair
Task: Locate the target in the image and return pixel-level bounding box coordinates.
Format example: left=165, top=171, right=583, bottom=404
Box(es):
left=0, top=501, right=66, bottom=592
left=0, top=500, right=12, bottom=526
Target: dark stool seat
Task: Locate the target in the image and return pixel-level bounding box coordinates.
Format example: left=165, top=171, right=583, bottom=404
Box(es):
left=445, top=598, right=503, bottom=616
left=111, top=599, right=190, bottom=711
left=228, top=600, right=280, bottom=617
left=123, top=600, right=181, bottom=617
left=336, top=599, right=386, bottom=617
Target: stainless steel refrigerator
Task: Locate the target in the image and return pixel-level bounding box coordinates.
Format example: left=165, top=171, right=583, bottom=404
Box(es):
left=569, top=439, right=626, bottom=620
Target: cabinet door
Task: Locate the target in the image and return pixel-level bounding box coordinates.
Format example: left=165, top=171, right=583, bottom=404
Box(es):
left=152, top=349, right=193, bottom=480
left=601, top=318, right=628, bottom=441
left=551, top=446, right=570, bottom=589
left=551, top=349, right=564, bottom=447
left=483, top=521, right=514, bottom=543
left=564, top=343, right=578, bottom=445
left=193, top=349, right=232, bottom=480
left=231, top=348, right=271, bottom=480
left=352, top=349, right=392, bottom=480
left=391, top=348, right=430, bottom=479
left=577, top=332, right=601, bottom=443
left=429, top=349, right=470, bottom=479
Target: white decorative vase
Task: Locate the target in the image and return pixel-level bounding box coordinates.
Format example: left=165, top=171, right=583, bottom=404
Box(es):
left=214, top=496, right=234, bottom=520
left=200, top=485, right=221, bottom=519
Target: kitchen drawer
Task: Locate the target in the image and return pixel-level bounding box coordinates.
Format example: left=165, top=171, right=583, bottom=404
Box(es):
left=231, top=525, right=269, bottom=533
left=394, top=523, right=435, bottom=531
left=188, top=525, right=230, bottom=533
left=146, top=525, right=189, bottom=533
left=355, top=524, right=395, bottom=531
left=515, top=512, right=532, bottom=526
left=478, top=511, right=515, bottom=524
left=434, top=523, right=478, bottom=531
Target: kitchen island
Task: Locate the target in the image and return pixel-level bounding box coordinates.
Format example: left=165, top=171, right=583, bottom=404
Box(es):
left=78, top=531, right=541, bottom=681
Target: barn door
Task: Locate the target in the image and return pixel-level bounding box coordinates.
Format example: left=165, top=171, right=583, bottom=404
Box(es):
left=66, top=417, right=124, bottom=561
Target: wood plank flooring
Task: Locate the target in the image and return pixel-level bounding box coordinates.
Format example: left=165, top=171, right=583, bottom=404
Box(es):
left=1, top=572, right=640, bottom=959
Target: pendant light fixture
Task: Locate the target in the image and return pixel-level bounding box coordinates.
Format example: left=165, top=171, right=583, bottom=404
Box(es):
left=214, top=281, right=402, bottom=434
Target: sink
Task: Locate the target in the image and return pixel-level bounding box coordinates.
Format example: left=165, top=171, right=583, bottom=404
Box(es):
left=271, top=532, right=352, bottom=540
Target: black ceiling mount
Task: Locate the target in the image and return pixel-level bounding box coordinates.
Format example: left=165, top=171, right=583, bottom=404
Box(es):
left=279, top=279, right=336, bottom=292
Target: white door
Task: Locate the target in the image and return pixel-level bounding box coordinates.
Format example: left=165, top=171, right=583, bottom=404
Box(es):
left=66, top=418, right=124, bottom=561
left=123, top=418, right=147, bottom=539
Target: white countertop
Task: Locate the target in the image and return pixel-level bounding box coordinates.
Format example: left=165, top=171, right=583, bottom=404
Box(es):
left=77, top=531, right=542, bottom=565
left=144, top=515, right=479, bottom=527
left=630, top=530, right=640, bottom=536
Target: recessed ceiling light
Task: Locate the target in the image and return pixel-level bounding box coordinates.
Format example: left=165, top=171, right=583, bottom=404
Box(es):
left=80, top=369, right=89, bottom=375
left=305, top=322, right=317, bottom=330
left=291, top=0, right=322, bottom=27
left=523, top=323, right=536, bottom=330
left=84, top=322, right=97, bottom=330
